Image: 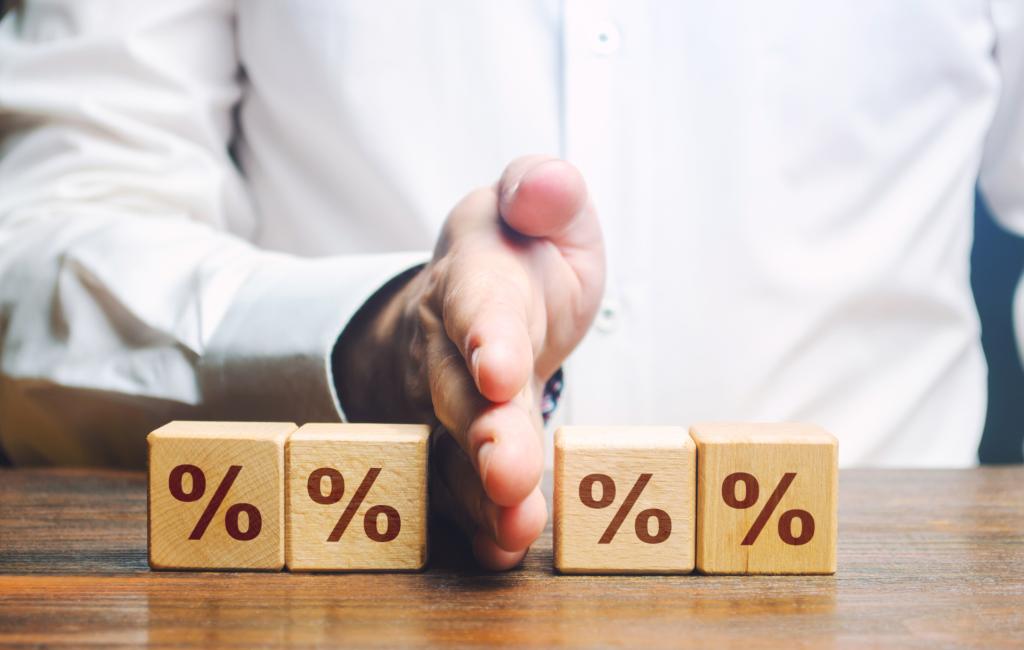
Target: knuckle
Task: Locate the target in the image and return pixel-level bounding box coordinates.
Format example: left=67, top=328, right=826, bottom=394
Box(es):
left=444, top=186, right=500, bottom=233
left=427, top=350, right=462, bottom=408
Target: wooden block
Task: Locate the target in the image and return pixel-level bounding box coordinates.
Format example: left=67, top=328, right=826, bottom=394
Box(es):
left=148, top=421, right=294, bottom=570
left=286, top=423, right=429, bottom=571
left=690, top=422, right=838, bottom=575
left=554, top=426, right=696, bottom=574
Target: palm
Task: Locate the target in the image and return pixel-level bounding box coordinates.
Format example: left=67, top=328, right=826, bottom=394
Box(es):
left=407, top=155, right=605, bottom=570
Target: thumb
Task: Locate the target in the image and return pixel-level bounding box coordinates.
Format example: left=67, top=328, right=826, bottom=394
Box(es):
left=497, top=155, right=602, bottom=257
left=496, top=155, right=606, bottom=332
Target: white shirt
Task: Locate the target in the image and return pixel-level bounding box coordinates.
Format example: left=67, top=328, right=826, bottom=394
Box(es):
left=1, top=1, right=1022, bottom=467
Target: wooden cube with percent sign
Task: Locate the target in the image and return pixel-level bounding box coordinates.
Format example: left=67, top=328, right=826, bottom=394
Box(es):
left=554, top=425, right=696, bottom=574
left=148, top=421, right=295, bottom=570
left=690, top=422, right=838, bottom=575
left=285, top=423, right=429, bottom=571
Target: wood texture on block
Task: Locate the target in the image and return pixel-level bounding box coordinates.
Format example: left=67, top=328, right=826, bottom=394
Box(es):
left=148, top=421, right=294, bottom=570
left=286, top=423, right=429, bottom=571
left=690, top=422, right=838, bottom=575
left=554, top=426, right=696, bottom=574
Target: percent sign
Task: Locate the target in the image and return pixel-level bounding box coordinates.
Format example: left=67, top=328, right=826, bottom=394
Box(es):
left=306, top=467, right=401, bottom=542
left=168, top=464, right=262, bottom=541
left=579, top=473, right=671, bottom=544
left=722, top=472, right=814, bottom=546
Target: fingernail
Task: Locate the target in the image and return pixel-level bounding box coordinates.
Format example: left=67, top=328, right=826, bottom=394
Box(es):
left=470, top=346, right=482, bottom=382
left=477, top=440, right=495, bottom=483
left=485, top=505, right=501, bottom=541
left=499, top=179, right=520, bottom=213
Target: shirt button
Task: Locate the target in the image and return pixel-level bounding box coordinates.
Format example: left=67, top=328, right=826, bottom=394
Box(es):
left=591, top=21, right=622, bottom=56
left=594, top=298, right=620, bottom=333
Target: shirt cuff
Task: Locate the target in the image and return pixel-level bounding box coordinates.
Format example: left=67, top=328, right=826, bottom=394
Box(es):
left=541, top=367, right=565, bottom=424
left=198, top=251, right=429, bottom=422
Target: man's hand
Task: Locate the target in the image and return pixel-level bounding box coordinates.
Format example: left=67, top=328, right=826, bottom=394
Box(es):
left=335, top=155, right=605, bottom=569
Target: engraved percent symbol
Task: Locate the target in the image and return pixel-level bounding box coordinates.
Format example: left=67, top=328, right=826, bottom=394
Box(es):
left=722, top=472, right=815, bottom=546
left=168, top=464, right=262, bottom=541
left=579, top=473, right=671, bottom=544
left=306, top=467, right=401, bottom=542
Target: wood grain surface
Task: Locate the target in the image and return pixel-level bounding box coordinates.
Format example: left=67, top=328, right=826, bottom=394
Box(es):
left=286, top=423, right=429, bottom=571
left=1, top=467, right=1023, bottom=648
left=554, top=426, right=696, bottom=574
left=691, top=422, right=838, bottom=575
left=148, top=421, right=295, bottom=571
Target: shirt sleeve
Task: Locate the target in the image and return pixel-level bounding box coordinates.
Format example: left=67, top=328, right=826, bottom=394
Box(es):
left=0, top=0, right=426, bottom=466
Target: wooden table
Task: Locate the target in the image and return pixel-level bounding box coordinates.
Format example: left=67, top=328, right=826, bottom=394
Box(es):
left=1, top=468, right=1022, bottom=648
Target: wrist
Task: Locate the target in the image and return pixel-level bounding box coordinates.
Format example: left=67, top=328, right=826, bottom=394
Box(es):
left=332, top=264, right=426, bottom=421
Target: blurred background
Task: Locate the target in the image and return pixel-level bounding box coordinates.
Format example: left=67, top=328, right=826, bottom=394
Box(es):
left=974, top=192, right=1024, bottom=463
left=0, top=193, right=1019, bottom=465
